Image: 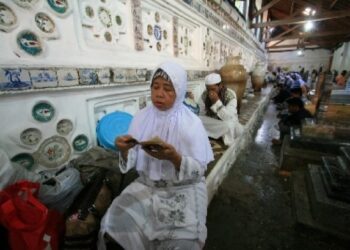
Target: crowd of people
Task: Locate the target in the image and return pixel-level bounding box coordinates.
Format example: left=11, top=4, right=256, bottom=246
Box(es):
left=269, top=67, right=314, bottom=146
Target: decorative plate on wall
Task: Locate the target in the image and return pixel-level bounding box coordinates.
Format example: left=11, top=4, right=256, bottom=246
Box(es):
left=16, top=30, right=43, bottom=56
left=98, top=6, right=112, bottom=28
left=35, top=12, right=55, bottom=34
left=47, top=0, right=69, bottom=15
left=147, top=24, right=153, bottom=36
left=104, top=31, right=112, bottom=42
left=85, top=5, right=94, bottom=18
left=72, top=134, right=89, bottom=152
left=56, top=119, right=73, bottom=135
left=32, top=101, right=55, bottom=122
left=0, top=3, right=18, bottom=32
left=20, top=128, right=42, bottom=145
left=154, top=25, right=161, bottom=41
left=155, top=11, right=160, bottom=23
left=163, top=30, right=167, bottom=40
left=11, top=153, right=35, bottom=170
left=35, top=135, right=71, bottom=168
left=13, top=0, right=39, bottom=9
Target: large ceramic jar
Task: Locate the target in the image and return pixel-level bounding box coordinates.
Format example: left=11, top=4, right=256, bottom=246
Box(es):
left=219, top=55, right=247, bottom=113
left=251, top=62, right=266, bottom=92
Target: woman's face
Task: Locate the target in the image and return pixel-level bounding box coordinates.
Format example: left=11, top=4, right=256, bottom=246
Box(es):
left=151, top=77, right=176, bottom=111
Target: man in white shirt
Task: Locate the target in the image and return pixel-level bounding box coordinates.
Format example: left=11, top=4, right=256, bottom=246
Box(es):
left=198, top=73, right=243, bottom=146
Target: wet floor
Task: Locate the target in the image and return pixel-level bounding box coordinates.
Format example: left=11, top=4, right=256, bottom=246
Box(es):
left=204, top=103, right=349, bottom=250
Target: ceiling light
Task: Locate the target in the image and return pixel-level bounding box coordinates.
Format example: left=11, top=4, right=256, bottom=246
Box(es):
left=297, top=49, right=304, bottom=56
left=304, top=21, right=314, bottom=31
left=303, top=7, right=316, bottom=16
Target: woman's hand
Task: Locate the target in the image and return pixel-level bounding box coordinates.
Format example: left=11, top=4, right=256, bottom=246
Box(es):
left=142, top=139, right=182, bottom=171
left=115, top=135, right=137, bottom=160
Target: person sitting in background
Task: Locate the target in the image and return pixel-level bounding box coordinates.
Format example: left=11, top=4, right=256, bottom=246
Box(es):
left=277, top=87, right=303, bottom=116
left=335, top=70, right=347, bottom=87
left=291, top=73, right=308, bottom=97
left=272, top=97, right=312, bottom=145
left=98, top=61, right=213, bottom=250
left=198, top=73, right=243, bottom=146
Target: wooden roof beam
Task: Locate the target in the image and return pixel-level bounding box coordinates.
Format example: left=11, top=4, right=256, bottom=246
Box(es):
left=265, top=25, right=301, bottom=42
left=268, top=29, right=350, bottom=41
left=252, top=0, right=281, bottom=18
left=330, top=0, right=338, bottom=9
left=250, top=9, right=350, bottom=28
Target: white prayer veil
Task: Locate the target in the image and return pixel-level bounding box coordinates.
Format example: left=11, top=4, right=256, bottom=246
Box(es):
left=128, top=61, right=214, bottom=180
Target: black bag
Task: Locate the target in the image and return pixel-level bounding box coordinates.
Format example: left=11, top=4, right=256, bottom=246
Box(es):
left=62, top=170, right=113, bottom=250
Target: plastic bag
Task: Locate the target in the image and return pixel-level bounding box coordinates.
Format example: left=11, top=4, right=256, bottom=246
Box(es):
left=0, top=181, right=63, bottom=250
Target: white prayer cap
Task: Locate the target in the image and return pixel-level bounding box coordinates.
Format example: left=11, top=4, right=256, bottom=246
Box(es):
left=205, top=73, right=221, bottom=85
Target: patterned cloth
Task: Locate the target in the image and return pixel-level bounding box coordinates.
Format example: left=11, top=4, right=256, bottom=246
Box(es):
left=98, top=61, right=213, bottom=250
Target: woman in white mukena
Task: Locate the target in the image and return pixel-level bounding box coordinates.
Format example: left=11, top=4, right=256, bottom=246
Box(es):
left=98, top=61, right=214, bottom=250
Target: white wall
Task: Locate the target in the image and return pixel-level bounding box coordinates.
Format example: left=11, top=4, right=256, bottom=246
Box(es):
left=331, top=42, right=350, bottom=72
left=268, top=49, right=331, bottom=72
left=0, top=0, right=267, bottom=171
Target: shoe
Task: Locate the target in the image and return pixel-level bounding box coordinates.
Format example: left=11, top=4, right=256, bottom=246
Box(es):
left=271, top=138, right=282, bottom=145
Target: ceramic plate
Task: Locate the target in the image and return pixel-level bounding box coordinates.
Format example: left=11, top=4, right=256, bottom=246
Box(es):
left=56, top=119, right=73, bottom=135
left=98, top=7, right=112, bottom=28
left=72, top=134, right=89, bottom=152
left=147, top=24, right=153, bottom=36
left=36, top=136, right=71, bottom=168
left=104, top=31, right=112, bottom=42
left=47, top=0, right=69, bottom=15
left=20, top=128, right=42, bottom=145
left=11, top=153, right=35, bottom=170
left=16, top=30, right=43, bottom=56
left=156, top=42, right=161, bottom=51
left=163, top=30, right=167, bottom=40
left=32, top=101, right=55, bottom=122
left=154, top=25, right=161, bottom=41
left=35, top=12, right=55, bottom=33
left=155, top=12, right=160, bottom=23
left=13, top=0, right=39, bottom=8
left=0, top=3, right=17, bottom=31
left=85, top=5, right=94, bottom=18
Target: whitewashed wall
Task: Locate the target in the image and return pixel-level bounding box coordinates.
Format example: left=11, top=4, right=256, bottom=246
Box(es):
left=0, top=0, right=266, bottom=171
left=268, top=49, right=331, bottom=72
left=331, top=42, right=350, bottom=72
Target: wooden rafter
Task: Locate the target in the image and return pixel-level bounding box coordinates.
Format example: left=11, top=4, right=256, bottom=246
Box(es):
left=268, top=29, right=350, bottom=41
left=268, top=39, right=286, bottom=48
left=250, top=9, right=350, bottom=28
left=330, top=0, right=338, bottom=9
left=265, top=25, right=301, bottom=42
left=252, top=0, right=281, bottom=18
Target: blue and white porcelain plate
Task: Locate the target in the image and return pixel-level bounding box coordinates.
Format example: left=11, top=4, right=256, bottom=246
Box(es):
left=154, top=25, right=161, bottom=41
left=32, top=101, right=55, bottom=122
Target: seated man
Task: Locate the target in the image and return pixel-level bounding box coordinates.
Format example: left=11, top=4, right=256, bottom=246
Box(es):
left=272, top=97, right=313, bottom=145
left=198, top=73, right=243, bottom=146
